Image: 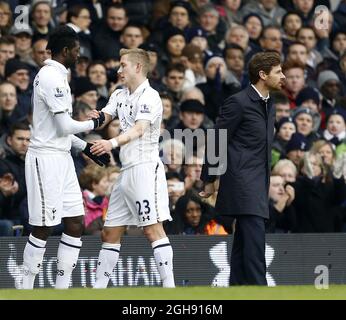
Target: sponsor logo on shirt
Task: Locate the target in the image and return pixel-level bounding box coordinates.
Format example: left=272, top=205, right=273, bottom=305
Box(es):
left=140, top=104, right=150, bottom=114
left=54, top=87, right=64, bottom=98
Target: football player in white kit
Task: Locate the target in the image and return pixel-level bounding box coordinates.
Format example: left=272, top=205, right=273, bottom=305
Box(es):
left=22, top=26, right=109, bottom=289
left=89, top=48, right=175, bottom=288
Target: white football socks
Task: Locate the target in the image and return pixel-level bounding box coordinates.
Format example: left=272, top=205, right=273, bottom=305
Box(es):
left=22, top=234, right=46, bottom=289
left=93, top=243, right=121, bottom=289
left=152, top=237, right=175, bottom=288
left=55, top=233, right=82, bottom=289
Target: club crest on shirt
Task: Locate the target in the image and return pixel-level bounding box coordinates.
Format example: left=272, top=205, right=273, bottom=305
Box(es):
left=54, top=87, right=64, bottom=98
left=140, top=104, right=150, bottom=113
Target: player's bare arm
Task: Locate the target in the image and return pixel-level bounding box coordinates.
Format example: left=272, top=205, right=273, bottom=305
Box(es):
left=90, top=119, right=150, bottom=156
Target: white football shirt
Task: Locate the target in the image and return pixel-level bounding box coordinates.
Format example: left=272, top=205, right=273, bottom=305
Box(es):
left=102, top=79, right=162, bottom=170
left=29, top=59, right=73, bottom=152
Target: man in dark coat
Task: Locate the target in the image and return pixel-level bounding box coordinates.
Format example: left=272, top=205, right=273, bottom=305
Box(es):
left=200, top=52, right=285, bottom=285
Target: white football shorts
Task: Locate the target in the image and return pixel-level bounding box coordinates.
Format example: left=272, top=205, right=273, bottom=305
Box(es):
left=25, top=149, right=84, bottom=227
left=105, top=161, right=172, bottom=227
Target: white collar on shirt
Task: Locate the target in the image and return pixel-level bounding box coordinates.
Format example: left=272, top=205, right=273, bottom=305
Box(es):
left=44, top=59, right=69, bottom=75
left=251, top=84, right=270, bottom=102
left=126, top=79, right=150, bottom=96
left=324, top=129, right=346, bottom=141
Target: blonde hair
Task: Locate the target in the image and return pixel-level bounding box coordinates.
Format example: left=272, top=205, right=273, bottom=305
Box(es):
left=0, top=1, right=12, bottom=27
left=119, top=48, right=150, bottom=76
left=310, top=139, right=336, bottom=160
left=272, top=159, right=297, bottom=177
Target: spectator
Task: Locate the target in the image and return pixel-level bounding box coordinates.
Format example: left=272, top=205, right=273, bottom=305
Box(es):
left=217, top=0, right=243, bottom=27
left=162, top=27, right=186, bottom=67
left=224, top=44, right=247, bottom=89
left=292, top=0, right=314, bottom=25
left=166, top=171, right=185, bottom=212
left=311, top=140, right=336, bottom=169
left=0, top=81, right=18, bottom=136
left=165, top=192, right=227, bottom=235
left=79, top=164, right=110, bottom=235
left=0, top=1, right=13, bottom=36
left=161, top=138, right=185, bottom=177
left=0, top=122, right=30, bottom=232
left=317, top=70, right=343, bottom=125
left=197, top=55, right=239, bottom=121
left=87, top=61, right=109, bottom=109
left=295, top=86, right=321, bottom=114
left=10, top=25, right=33, bottom=63
left=180, top=44, right=206, bottom=89
left=5, top=59, right=32, bottom=122
left=66, top=5, right=93, bottom=60
left=0, top=36, right=16, bottom=81
left=293, top=151, right=344, bottom=232
left=272, top=159, right=298, bottom=183
left=197, top=4, right=227, bottom=52
left=160, top=91, right=180, bottom=132
left=282, top=11, right=303, bottom=43
left=271, top=91, right=291, bottom=124
left=292, top=106, right=321, bottom=148
left=120, top=23, right=145, bottom=50
left=266, top=175, right=296, bottom=233
left=91, top=4, right=128, bottom=60
left=162, top=63, right=186, bottom=106
left=240, top=0, right=286, bottom=27
left=243, top=13, right=264, bottom=49
left=322, top=109, right=346, bottom=153
left=73, top=77, right=99, bottom=110
left=272, top=116, right=297, bottom=166
left=259, top=25, right=283, bottom=56
left=286, top=132, right=309, bottom=167
left=0, top=163, right=19, bottom=236
left=282, top=59, right=306, bottom=108
left=296, top=26, right=323, bottom=69
left=30, top=1, right=54, bottom=38
left=23, top=38, right=50, bottom=81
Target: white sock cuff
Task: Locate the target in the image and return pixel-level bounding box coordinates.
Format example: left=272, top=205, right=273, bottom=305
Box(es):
left=29, top=234, right=46, bottom=248
left=151, top=237, right=170, bottom=250
left=102, top=242, right=121, bottom=252
left=60, top=233, right=82, bottom=248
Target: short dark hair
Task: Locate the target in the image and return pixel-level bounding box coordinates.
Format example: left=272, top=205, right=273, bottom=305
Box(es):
left=282, top=59, right=305, bottom=73
left=67, top=4, right=89, bottom=22
left=248, top=52, right=281, bottom=84
left=106, top=3, right=127, bottom=16
left=0, top=35, right=15, bottom=47
left=271, top=91, right=290, bottom=105
left=46, top=25, right=79, bottom=56
left=260, top=25, right=281, bottom=40
left=165, top=63, right=185, bottom=76
left=8, top=122, right=30, bottom=137
left=224, top=43, right=244, bottom=55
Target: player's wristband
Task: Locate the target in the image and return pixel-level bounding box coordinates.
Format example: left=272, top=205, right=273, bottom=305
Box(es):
left=110, top=138, right=119, bottom=149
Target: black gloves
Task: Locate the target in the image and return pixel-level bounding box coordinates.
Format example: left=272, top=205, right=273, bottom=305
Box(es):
left=82, top=143, right=110, bottom=167
left=91, top=112, right=105, bottom=129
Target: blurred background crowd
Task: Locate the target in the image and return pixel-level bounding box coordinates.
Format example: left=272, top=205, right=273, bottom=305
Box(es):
left=1, top=0, right=346, bottom=237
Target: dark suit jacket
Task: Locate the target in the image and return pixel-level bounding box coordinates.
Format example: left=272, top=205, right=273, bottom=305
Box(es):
left=201, top=85, right=275, bottom=219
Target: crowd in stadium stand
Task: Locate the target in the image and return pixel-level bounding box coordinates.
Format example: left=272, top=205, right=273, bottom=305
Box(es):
left=1, top=0, right=346, bottom=237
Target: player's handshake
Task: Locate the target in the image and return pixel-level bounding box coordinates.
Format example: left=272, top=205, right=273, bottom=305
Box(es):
left=83, top=142, right=110, bottom=166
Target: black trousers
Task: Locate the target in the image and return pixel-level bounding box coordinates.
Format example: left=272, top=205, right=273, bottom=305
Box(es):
left=230, top=215, right=267, bottom=286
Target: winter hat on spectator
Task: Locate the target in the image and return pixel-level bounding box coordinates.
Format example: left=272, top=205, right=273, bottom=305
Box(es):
left=326, top=108, right=346, bottom=123
left=163, top=27, right=186, bottom=44
left=139, top=42, right=160, bottom=54
left=74, top=77, right=97, bottom=97
left=170, top=0, right=192, bottom=15
left=180, top=99, right=205, bottom=113
left=292, top=106, right=321, bottom=132
left=317, top=70, right=340, bottom=89
left=5, top=59, right=29, bottom=78
left=286, top=132, right=308, bottom=153
left=186, top=27, right=208, bottom=42
left=242, top=13, right=264, bottom=28
left=296, top=87, right=320, bottom=107
left=204, top=53, right=225, bottom=68
left=276, top=116, right=296, bottom=132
